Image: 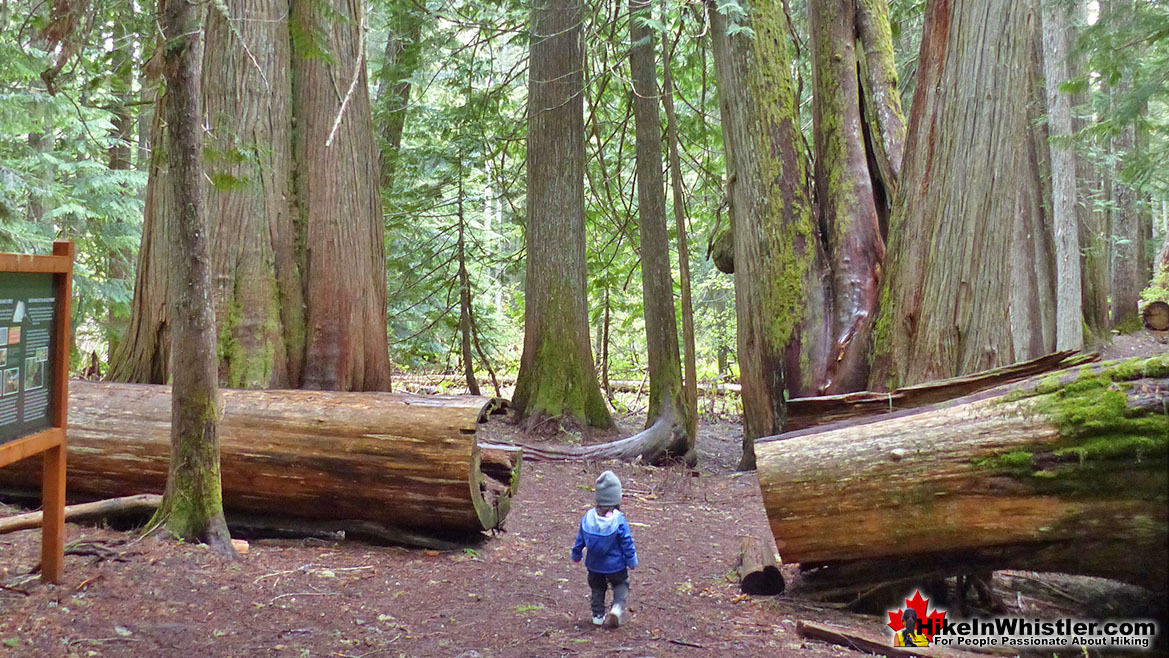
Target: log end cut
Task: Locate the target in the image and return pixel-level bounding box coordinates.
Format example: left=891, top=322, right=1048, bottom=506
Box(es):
left=1143, top=301, right=1169, bottom=331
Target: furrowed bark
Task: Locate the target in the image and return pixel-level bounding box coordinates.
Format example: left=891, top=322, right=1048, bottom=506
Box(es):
left=870, top=0, right=1048, bottom=389
left=291, top=0, right=392, bottom=391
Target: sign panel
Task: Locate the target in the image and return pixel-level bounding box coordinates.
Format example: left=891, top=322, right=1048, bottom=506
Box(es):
left=0, top=272, right=56, bottom=446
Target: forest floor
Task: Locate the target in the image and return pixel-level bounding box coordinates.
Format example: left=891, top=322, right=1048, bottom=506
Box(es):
left=0, top=332, right=1165, bottom=658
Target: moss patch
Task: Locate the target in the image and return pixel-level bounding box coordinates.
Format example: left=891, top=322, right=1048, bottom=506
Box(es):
left=977, top=356, right=1169, bottom=497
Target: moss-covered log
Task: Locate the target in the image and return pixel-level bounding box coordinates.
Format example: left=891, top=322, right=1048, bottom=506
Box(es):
left=757, top=356, right=1168, bottom=593
left=0, top=382, right=520, bottom=540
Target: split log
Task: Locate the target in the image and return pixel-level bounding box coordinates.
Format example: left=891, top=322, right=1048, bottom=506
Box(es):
left=0, top=382, right=520, bottom=540
left=1143, top=301, right=1169, bottom=331
left=757, top=356, right=1169, bottom=594
left=784, top=351, right=1096, bottom=432
left=738, top=536, right=785, bottom=595
left=0, top=494, right=162, bottom=534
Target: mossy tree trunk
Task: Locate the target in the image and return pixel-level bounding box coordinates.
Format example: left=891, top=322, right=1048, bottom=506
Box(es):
left=512, top=0, right=612, bottom=431
left=809, top=0, right=904, bottom=394
left=709, top=0, right=831, bottom=469
left=759, top=356, right=1169, bottom=594
left=153, top=0, right=234, bottom=554
left=110, top=0, right=391, bottom=392
left=627, top=0, right=692, bottom=461
left=855, top=0, right=906, bottom=196
left=869, top=0, right=1052, bottom=389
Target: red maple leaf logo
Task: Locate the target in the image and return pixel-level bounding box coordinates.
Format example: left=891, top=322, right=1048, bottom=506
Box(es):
left=887, top=590, right=947, bottom=641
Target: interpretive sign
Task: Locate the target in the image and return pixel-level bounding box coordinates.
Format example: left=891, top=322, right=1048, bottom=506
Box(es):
left=0, top=272, right=57, bottom=444
left=0, top=241, right=73, bottom=583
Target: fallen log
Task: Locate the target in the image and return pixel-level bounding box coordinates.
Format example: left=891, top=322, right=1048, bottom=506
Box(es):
left=0, top=494, right=162, bottom=534
left=1143, top=301, right=1169, bottom=331
left=757, top=356, right=1168, bottom=594
left=0, top=382, right=520, bottom=541
left=784, top=351, right=1096, bottom=432
left=738, top=536, right=785, bottom=595
left=482, top=406, right=693, bottom=466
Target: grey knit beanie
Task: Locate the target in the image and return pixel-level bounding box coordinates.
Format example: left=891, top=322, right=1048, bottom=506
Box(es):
left=595, top=471, right=622, bottom=506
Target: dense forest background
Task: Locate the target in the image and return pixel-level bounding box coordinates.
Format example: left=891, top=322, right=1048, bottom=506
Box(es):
left=0, top=0, right=1165, bottom=409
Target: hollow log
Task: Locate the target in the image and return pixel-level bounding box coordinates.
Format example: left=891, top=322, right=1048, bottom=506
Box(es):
left=757, top=356, right=1169, bottom=594
left=738, top=535, right=785, bottom=595
left=0, top=382, right=520, bottom=540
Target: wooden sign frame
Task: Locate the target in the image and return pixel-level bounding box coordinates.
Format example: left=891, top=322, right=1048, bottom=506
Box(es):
left=0, top=240, right=73, bottom=583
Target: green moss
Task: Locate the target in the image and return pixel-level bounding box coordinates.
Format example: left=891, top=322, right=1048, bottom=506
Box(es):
left=977, top=356, right=1169, bottom=498
left=1114, top=314, right=1145, bottom=335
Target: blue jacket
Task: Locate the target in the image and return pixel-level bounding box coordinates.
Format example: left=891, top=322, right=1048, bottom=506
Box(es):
left=571, top=508, right=638, bottom=574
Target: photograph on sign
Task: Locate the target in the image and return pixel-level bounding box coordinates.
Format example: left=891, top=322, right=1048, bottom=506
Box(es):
left=25, top=357, right=43, bottom=391
left=3, top=367, right=18, bottom=396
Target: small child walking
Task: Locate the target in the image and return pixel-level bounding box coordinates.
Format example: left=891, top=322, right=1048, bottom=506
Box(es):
left=571, top=470, right=638, bottom=628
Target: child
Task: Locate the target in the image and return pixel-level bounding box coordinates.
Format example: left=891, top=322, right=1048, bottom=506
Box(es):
left=571, top=470, right=638, bottom=628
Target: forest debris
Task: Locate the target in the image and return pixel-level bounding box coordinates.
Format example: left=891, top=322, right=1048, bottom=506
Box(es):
left=796, top=621, right=989, bottom=658
left=0, top=494, right=161, bottom=535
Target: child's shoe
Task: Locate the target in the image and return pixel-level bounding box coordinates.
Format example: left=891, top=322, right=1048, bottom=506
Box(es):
left=592, top=615, right=604, bottom=626
left=603, top=604, right=624, bottom=628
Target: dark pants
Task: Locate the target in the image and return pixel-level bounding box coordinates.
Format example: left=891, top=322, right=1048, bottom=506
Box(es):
left=587, top=569, right=629, bottom=617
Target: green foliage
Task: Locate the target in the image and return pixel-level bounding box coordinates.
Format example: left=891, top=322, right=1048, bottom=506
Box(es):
left=0, top=1, right=149, bottom=368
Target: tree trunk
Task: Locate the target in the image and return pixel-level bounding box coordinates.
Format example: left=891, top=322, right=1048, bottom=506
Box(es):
left=870, top=0, right=1048, bottom=389
left=0, top=382, right=520, bottom=538
left=662, top=35, right=698, bottom=436
left=155, top=0, right=234, bottom=553
left=809, top=0, right=887, bottom=394
left=856, top=0, right=907, bottom=196
left=758, top=356, right=1168, bottom=593
left=457, top=177, right=480, bottom=396
left=291, top=0, right=392, bottom=391
left=106, top=22, right=135, bottom=358
left=1015, top=38, right=1058, bottom=361
left=203, top=0, right=302, bottom=389
left=112, top=0, right=392, bottom=392
left=1041, top=0, right=1082, bottom=351
left=708, top=0, right=830, bottom=468
left=628, top=0, right=691, bottom=461
left=376, top=2, right=426, bottom=190
left=512, top=0, right=612, bottom=431
left=1069, top=3, right=1110, bottom=341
